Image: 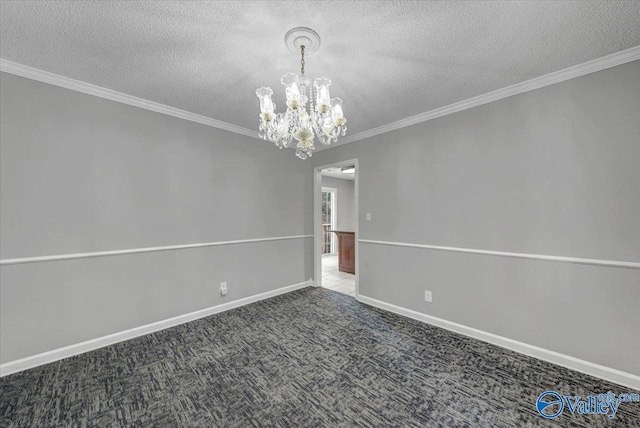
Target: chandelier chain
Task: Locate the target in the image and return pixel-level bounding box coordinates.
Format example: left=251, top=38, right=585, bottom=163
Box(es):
left=300, top=45, right=305, bottom=76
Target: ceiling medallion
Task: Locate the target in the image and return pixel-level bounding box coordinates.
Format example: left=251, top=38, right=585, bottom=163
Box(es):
left=256, top=27, right=347, bottom=159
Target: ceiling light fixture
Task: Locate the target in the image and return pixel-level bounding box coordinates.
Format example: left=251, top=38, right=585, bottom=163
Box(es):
left=341, top=166, right=355, bottom=174
left=256, top=27, right=347, bottom=159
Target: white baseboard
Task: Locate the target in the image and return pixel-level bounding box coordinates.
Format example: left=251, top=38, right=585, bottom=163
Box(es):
left=356, top=294, right=640, bottom=391
left=0, top=280, right=313, bottom=377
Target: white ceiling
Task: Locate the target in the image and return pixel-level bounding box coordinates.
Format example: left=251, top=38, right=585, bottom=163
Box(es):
left=1, top=1, right=639, bottom=145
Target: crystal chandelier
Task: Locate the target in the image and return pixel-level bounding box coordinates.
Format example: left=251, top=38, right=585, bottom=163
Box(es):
left=256, top=28, right=347, bottom=159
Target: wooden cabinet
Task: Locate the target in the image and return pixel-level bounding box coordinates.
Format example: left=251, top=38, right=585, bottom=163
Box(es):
left=331, top=231, right=355, bottom=274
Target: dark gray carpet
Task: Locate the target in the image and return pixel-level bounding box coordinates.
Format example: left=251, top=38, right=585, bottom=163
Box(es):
left=0, top=287, right=638, bottom=427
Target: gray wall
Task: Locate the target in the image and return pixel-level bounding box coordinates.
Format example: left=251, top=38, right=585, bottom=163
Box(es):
left=312, top=60, right=640, bottom=375
left=321, top=175, right=355, bottom=231
left=0, top=72, right=314, bottom=364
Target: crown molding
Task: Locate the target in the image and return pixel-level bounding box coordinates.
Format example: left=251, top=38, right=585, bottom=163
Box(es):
left=3, top=45, right=639, bottom=145
left=338, top=45, right=640, bottom=145
left=0, top=59, right=259, bottom=139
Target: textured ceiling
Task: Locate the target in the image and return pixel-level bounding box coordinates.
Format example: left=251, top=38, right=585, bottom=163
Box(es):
left=1, top=1, right=640, bottom=143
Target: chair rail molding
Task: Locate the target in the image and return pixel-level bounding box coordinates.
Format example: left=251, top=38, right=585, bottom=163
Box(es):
left=359, top=239, right=640, bottom=270
left=0, top=235, right=313, bottom=266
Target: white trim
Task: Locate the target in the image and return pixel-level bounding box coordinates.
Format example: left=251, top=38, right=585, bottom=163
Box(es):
left=356, top=294, right=640, bottom=390
left=314, top=159, right=359, bottom=296
left=5, top=47, right=639, bottom=147
left=354, top=160, right=360, bottom=297
left=359, top=239, right=640, bottom=270
left=0, top=59, right=258, bottom=139
left=338, top=46, right=640, bottom=145
left=0, top=235, right=313, bottom=266
left=0, top=280, right=313, bottom=377
left=314, top=168, right=323, bottom=287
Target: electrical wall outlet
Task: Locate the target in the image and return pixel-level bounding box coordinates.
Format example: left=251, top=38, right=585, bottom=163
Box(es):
left=424, top=290, right=432, bottom=303
left=366, top=213, right=372, bottom=222
left=220, top=282, right=228, bottom=296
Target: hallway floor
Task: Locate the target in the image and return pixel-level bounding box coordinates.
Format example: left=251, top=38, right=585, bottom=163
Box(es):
left=321, top=254, right=355, bottom=297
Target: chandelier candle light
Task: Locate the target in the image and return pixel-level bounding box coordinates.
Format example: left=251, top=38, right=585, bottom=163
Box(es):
left=256, top=27, right=347, bottom=159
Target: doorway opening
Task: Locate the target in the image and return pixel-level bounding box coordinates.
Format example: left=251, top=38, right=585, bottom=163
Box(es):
left=314, top=160, right=358, bottom=297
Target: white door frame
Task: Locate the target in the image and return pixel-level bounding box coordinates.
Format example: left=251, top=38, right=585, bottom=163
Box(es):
left=314, top=159, right=359, bottom=297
